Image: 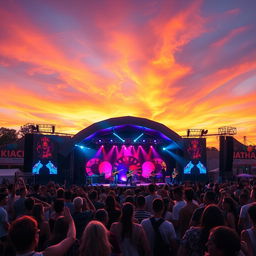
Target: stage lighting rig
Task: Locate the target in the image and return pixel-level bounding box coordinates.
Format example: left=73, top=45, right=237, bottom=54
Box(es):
left=186, top=129, right=207, bottom=137
left=218, top=126, right=237, bottom=136
left=184, top=126, right=237, bottom=138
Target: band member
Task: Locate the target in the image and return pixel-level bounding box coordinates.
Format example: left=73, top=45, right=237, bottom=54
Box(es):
left=126, top=168, right=133, bottom=186
left=150, top=170, right=157, bottom=183
left=161, top=166, right=166, bottom=183
left=172, top=168, right=178, bottom=184
left=112, top=167, right=119, bottom=185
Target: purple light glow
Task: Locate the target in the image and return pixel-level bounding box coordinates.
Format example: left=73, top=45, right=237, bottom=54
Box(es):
left=99, top=161, right=112, bottom=178
left=142, top=161, right=155, bottom=178
left=106, top=145, right=116, bottom=160
left=120, top=176, right=127, bottom=182
left=95, top=146, right=103, bottom=158
left=151, top=146, right=161, bottom=158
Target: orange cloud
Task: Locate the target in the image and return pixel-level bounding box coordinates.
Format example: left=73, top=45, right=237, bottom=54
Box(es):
left=0, top=0, right=256, bottom=148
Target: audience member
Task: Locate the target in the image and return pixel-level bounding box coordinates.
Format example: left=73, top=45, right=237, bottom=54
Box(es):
left=9, top=207, right=76, bottom=256
left=105, top=195, right=121, bottom=229
left=178, top=204, right=225, bottom=256
left=72, top=196, right=93, bottom=239
left=179, top=188, right=198, bottom=237
left=79, top=221, right=111, bottom=256
left=141, top=198, right=176, bottom=256
left=134, top=195, right=151, bottom=223
left=145, top=184, right=161, bottom=213
left=171, top=186, right=185, bottom=233
left=110, top=202, right=150, bottom=256
left=32, top=204, right=50, bottom=251
left=241, top=203, right=256, bottom=256
left=190, top=191, right=216, bottom=227
left=0, top=192, right=9, bottom=241
left=206, top=226, right=241, bottom=256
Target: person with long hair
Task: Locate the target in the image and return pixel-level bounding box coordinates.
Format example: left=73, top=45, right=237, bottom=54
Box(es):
left=110, top=202, right=150, bottom=256
left=9, top=207, right=76, bottom=256
left=105, top=195, right=121, bottom=229
left=222, top=196, right=238, bottom=231
left=206, top=226, right=241, bottom=256
left=79, top=220, right=111, bottom=256
left=178, top=204, right=225, bottom=256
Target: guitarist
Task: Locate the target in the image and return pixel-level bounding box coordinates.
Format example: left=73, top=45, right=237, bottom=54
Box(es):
left=126, top=168, right=133, bottom=186
left=112, top=167, right=119, bottom=185
left=172, top=168, right=178, bottom=184
left=161, top=166, right=166, bottom=183
left=150, top=170, right=157, bottom=184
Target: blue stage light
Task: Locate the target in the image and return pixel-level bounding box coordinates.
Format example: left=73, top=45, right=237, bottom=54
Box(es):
left=113, top=132, right=125, bottom=142
left=133, top=133, right=144, bottom=142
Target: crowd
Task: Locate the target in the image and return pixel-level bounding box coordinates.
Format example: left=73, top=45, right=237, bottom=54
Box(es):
left=0, top=177, right=256, bottom=256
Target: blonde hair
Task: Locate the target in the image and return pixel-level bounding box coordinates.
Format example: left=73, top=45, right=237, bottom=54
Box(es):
left=79, top=221, right=111, bottom=256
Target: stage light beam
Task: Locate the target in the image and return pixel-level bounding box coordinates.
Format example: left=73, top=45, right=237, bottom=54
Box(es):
left=113, top=132, right=125, bottom=142
left=133, top=133, right=144, bottom=142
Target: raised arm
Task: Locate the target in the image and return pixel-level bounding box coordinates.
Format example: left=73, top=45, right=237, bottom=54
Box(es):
left=43, top=207, right=76, bottom=256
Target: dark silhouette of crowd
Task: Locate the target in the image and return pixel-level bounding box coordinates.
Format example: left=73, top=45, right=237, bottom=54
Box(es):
left=0, top=177, right=256, bottom=256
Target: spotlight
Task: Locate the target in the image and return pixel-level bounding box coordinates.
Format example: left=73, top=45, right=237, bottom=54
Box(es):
left=133, top=133, right=144, bottom=142
left=99, top=139, right=102, bottom=143
left=113, top=132, right=125, bottom=142
left=143, top=139, right=146, bottom=143
left=163, top=147, right=166, bottom=151
left=110, top=139, right=113, bottom=143
left=154, top=140, right=157, bottom=143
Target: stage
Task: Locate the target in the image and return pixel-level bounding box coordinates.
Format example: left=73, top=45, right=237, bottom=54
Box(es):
left=24, top=116, right=208, bottom=184
left=86, top=182, right=167, bottom=187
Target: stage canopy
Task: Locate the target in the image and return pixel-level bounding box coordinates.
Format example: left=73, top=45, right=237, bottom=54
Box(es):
left=60, top=116, right=182, bottom=156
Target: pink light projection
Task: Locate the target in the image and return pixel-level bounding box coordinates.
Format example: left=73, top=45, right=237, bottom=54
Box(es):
left=99, top=161, right=112, bottom=178
left=142, top=161, right=155, bottom=178
left=152, top=158, right=167, bottom=172
left=86, top=158, right=101, bottom=175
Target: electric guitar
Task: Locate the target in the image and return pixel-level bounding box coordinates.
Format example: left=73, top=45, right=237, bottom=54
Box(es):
left=112, top=169, right=123, bottom=176
left=172, top=169, right=179, bottom=179
left=127, top=170, right=133, bottom=178
left=150, top=171, right=157, bottom=177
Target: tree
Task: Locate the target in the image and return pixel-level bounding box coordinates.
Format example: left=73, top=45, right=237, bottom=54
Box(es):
left=0, top=127, right=18, bottom=146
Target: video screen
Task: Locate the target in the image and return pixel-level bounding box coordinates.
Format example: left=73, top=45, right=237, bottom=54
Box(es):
left=183, top=138, right=207, bottom=175
left=32, top=135, right=59, bottom=175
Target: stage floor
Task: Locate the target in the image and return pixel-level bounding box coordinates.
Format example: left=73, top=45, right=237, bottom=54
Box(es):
left=88, top=182, right=166, bottom=187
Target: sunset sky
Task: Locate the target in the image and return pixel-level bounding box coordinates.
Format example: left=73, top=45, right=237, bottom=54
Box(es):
left=0, top=0, right=255, bottom=147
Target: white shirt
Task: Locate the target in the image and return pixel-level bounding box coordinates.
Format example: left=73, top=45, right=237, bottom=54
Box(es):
left=145, top=194, right=161, bottom=213
left=239, top=203, right=254, bottom=229
left=0, top=206, right=8, bottom=238
left=172, top=200, right=186, bottom=220
left=141, top=217, right=176, bottom=252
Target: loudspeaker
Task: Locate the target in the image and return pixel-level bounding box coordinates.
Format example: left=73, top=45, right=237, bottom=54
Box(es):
left=226, top=136, right=234, bottom=172
left=219, top=136, right=234, bottom=178
left=23, top=134, right=34, bottom=172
